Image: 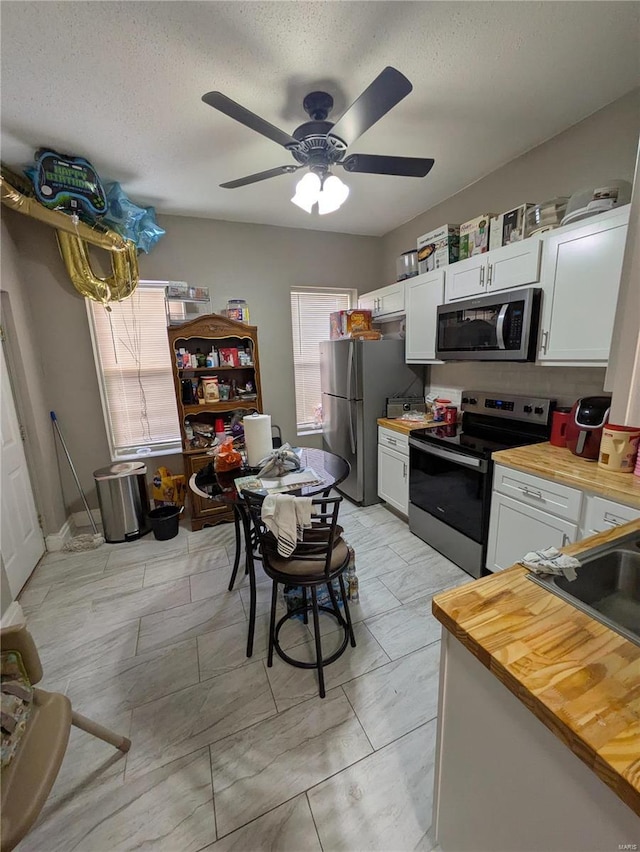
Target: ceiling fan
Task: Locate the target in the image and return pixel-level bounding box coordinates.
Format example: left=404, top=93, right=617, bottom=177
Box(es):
left=202, top=67, right=435, bottom=214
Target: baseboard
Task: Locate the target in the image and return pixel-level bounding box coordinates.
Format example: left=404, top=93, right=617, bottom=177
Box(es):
left=45, top=518, right=73, bottom=552
left=0, top=601, right=25, bottom=628
left=71, top=508, right=102, bottom=529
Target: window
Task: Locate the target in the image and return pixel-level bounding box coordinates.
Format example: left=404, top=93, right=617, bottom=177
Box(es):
left=87, top=284, right=182, bottom=461
left=290, top=287, right=356, bottom=434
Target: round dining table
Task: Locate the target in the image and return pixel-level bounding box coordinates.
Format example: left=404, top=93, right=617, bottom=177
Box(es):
left=189, top=447, right=350, bottom=657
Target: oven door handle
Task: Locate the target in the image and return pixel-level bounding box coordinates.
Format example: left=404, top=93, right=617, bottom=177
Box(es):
left=409, top=438, right=488, bottom=472
left=496, top=303, right=509, bottom=350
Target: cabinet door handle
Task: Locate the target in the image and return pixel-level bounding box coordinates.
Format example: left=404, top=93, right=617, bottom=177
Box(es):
left=541, top=330, right=549, bottom=354
left=387, top=436, right=397, bottom=445
left=480, top=267, right=485, bottom=288
left=562, top=533, right=571, bottom=547
left=487, top=263, right=493, bottom=287
left=403, top=462, right=407, bottom=478
left=520, top=486, right=543, bottom=500
left=603, top=513, right=622, bottom=527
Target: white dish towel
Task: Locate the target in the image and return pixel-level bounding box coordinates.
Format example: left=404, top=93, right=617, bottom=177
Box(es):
left=520, top=546, right=580, bottom=581
left=261, top=494, right=313, bottom=557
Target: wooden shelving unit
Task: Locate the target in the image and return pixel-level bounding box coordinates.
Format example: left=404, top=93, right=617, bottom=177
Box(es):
left=167, top=314, right=263, bottom=530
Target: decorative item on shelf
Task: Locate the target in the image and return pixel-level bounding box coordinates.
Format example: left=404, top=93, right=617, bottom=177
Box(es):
left=196, top=348, right=206, bottom=367
left=202, top=377, right=219, bottom=402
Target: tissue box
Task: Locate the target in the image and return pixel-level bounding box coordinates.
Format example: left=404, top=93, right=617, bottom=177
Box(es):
left=417, top=225, right=460, bottom=273
left=330, top=310, right=372, bottom=340
left=459, top=214, right=493, bottom=260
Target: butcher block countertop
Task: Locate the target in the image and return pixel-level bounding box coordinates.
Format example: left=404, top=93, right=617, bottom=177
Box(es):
left=377, top=416, right=435, bottom=435
left=433, top=519, right=640, bottom=816
left=493, top=442, right=640, bottom=509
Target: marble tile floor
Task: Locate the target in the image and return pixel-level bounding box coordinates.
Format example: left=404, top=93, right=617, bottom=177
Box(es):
left=16, top=499, right=472, bottom=852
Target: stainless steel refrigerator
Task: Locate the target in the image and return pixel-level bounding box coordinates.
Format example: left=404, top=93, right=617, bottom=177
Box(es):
left=320, top=338, right=419, bottom=505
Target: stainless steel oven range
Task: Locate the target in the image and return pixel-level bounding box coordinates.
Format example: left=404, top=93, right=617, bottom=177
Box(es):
left=408, top=391, right=555, bottom=579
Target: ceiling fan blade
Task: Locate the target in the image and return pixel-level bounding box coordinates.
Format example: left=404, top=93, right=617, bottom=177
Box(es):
left=328, top=67, right=413, bottom=148
left=202, top=91, right=299, bottom=148
left=220, top=165, right=301, bottom=189
left=340, top=154, right=435, bottom=178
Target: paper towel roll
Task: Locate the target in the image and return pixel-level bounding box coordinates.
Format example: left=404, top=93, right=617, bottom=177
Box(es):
left=243, top=413, right=272, bottom=467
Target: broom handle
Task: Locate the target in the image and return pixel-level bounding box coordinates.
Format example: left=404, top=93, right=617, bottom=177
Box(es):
left=50, top=411, right=99, bottom=535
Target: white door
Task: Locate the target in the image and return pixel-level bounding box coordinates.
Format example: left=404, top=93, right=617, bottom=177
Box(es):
left=538, top=213, right=628, bottom=362
left=486, top=493, right=577, bottom=573
left=405, top=271, right=445, bottom=363
left=444, top=255, right=486, bottom=301
left=487, top=239, right=542, bottom=293
left=377, top=444, right=408, bottom=515
left=0, top=342, right=45, bottom=597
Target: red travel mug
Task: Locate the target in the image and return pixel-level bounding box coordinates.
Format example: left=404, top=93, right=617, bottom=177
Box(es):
left=550, top=408, right=571, bottom=447
left=444, top=406, right=457, bottom=424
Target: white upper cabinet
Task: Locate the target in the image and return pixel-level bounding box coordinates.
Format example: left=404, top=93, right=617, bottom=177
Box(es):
left=538, top=207, right=629, bottom=364
left=405, top=270, right=445, bottom=363
left=358, top=282, right=405, bottom=320
left=444, top=239, right=541, bottom=302
left=444, top=254, right=486, bottom=301
left=488, top=239, right=542, bottom=293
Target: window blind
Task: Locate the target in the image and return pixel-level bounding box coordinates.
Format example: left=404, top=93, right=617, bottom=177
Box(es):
left=88, top=286, right=181, bottom=460
left=290, top=288, right=354, bottom=432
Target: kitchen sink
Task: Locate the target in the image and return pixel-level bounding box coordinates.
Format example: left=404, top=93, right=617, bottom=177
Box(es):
left=528, top=532, right=640, bottom=647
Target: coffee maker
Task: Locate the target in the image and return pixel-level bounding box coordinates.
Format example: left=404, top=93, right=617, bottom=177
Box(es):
left=565, top=396, right=611, bottom=460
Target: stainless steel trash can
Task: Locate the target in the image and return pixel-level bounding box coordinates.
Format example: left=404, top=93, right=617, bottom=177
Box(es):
left=93, top=462, right=151, bottom=543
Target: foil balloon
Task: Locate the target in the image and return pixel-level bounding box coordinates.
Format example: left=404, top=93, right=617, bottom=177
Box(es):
left=1, top=172, right=138, bottom=305
left=103, top=182, right=165, bottom=253
left=136, top=206, right=165, bottom=253
left=56, top=231, right=139, bottom=306
left=31, top=149, right=107, bottom=219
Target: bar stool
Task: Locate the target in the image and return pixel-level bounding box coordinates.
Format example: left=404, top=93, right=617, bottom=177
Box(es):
left=243, top=492, right=356, bottom=698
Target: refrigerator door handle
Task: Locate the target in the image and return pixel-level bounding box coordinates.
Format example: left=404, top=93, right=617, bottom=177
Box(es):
left=348, top=400, right=357, bottom=454
left=346, top=340, right=354, bottom=402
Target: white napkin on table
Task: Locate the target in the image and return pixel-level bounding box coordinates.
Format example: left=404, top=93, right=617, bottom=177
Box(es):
left=261, top=494, right=313, bottom=557
left=520, top=546, right=580, bottom=581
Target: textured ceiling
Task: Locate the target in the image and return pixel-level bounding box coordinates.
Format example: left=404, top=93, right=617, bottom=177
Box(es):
left=1, top=1, right=639, bottom=236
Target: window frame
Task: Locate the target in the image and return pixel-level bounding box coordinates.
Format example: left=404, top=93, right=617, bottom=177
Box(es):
left=86, top=281, right=183, bottom=462
left=290, top=285, right=357, bottom=436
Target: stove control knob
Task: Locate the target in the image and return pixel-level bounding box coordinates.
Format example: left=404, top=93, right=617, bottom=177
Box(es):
left=523, top=405, right=533, bottom=413
left=462, top=396, right=469, bottom=404
left=469, top=397, right=477, bottom=405
left=534, top=406, right=544, bottom=415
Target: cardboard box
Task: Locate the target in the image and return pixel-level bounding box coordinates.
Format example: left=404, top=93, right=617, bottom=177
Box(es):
left=417, top=225, right=460, bottom=273
left=459, top=214, right=493, bottom=260
left=489, top=215, right=504, bottom=252
left=330, top=310, right=372, bottom=340
left=502, top=203, right=536, bottom=245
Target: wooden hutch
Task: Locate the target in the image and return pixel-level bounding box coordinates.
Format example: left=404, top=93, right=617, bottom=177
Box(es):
left=167, top=314, right=263, bottom=530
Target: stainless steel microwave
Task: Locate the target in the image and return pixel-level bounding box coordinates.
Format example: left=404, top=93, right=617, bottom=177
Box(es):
left=435, top=287, right=541, bottom=361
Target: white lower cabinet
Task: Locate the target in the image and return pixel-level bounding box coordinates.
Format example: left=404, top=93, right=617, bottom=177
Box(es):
left=580, top=494, right=640, bottom=538
left=486, top=462, right=640, bottom=573
left=377, top=427, right=409, bottom=515
left=486, top=492, right=578, bottom=573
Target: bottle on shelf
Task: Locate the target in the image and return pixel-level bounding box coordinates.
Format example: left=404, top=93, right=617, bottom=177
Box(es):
left=196, top=348, right=206, bottom=368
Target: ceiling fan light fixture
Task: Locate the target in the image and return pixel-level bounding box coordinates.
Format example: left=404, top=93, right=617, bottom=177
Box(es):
left=291, top=172, right=321, bottom=213
left=318, top=174, right=349, bottom=215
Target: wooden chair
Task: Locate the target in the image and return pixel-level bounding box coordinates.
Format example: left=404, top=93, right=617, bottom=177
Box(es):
left=243, top=492, right=356, bottom=698
left=0, top=624, right=130, bottom=852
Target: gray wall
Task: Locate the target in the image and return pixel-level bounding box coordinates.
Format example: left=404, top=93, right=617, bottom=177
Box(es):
left=2, top=212, right=381, bottom=518
left=380, top=88, right=640, bottom=283
left=377, top=88, right=640, bottom=405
